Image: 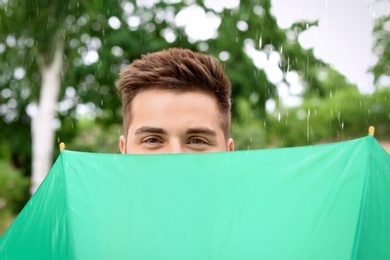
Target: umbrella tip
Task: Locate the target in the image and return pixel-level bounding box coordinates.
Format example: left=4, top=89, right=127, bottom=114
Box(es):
left=59, top=142, right=66, bottom=151
left=368, top=126, right=375, bottom=136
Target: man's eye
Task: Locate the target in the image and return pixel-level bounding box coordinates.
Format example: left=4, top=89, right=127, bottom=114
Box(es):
left=143, top=137, right=163, bottom=144
left=188, top=138, right=208, bottom=145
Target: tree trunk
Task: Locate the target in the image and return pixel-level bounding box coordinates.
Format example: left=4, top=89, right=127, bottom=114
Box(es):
left=30, top=42, right=63, bottom=194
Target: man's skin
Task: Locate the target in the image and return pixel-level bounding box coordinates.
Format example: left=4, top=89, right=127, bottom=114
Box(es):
left=119, top=89, right=234, bottom=154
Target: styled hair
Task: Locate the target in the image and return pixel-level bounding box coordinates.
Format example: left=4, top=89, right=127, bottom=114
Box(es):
left=116, top=48, right=232, bottom=139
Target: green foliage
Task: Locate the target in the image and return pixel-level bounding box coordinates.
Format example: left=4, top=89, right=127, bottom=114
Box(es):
left=66, top=119, right=122, bottom=153
left=0, top=160, right=30, bottom=235
left=268, top=86, right=390, bottom=147
left=0, top=0, right=192, bottom=177
left=371, top=14, right=390, bottom=82
left=206, top=1, right=327, bottom=119
left=231, top=98, right=266, bottom=150
left=0, top=160, right=30, bottom=212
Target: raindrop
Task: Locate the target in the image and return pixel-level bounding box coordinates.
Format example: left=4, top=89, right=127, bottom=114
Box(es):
left=145, top=23, right=156, bottom=32
left=65, top=87, right=76, bottom=98
left=77, top=15, right=88, bottom=26
left=127, top=16, right=141, bottom=30
left=17, top=37, right=25, bottom=48
left=373, top=45, right=384, bottom=56
left=306, top=108, right=311, bottom=141
left=286, top=57, right=290, bottom=73
left=122, top=2, right=134, bottom=14
left=5, top=7, right=13, bottom=17
left=1, top=88, right=12, bottom=98
left=91, top=22, right=101, bottom=31
left=111, top=46, right=124, bottom=57
left=286, top=30, right=296, bottom=42
left=52, top=119, right=61, bottom=129
left=265, top=99, right=276, bottom=113
left=198, top=42, right=208, bottom=52
left=99, top=86, right=109, bottom=96
left=89, top=37, right=102, bottom=49
left=108, top=16, right=121, bottom=30
left=155, top=8, right=165, bottom=24
left=69, top=38, right=79, bottom=49
left=73, top=58, right=82, bottom=67
left=161, top=28, right=177, bottom=43
left=7, top=98, right=17, bottom=109
left=81, top=33, right=90, bottom=43
left=85, top=74, right=95, bottom=84
left=0, top=105, right=6, bottom=115
left=82, top=51, right=99, bottom=65
left=219, top=51, right=230, bottom=61
left=236, top=20, right=248, bottom=32
left=249, top=92, right=259, bottom=104
left=66, top=15, right=76, bottom=25
left=6, top=35, right=16, bottom=47
left=253, top=6, right=264, bottom=16
left=21, top=87, right=30, bottom=99
left=244, top=38, right=255, bottom=49
left=25, top=38, right=34, bottom=48
left=13, top=67, right=25, bottom=79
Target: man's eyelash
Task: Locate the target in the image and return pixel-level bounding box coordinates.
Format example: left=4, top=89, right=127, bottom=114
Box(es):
left=189, top=138, right=209, bottom=144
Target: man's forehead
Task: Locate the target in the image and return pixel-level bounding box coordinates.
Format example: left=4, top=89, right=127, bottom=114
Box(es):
left=129, top=88, right=219, bottom=113
left=133, top=88, right=216, bottom=99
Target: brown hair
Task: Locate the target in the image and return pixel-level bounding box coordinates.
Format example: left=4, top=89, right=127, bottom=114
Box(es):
left=116, top=48, right=232, bottom=139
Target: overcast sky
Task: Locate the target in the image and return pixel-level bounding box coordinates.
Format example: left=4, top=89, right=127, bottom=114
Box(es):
left=271, top=0, right=390, bottom=93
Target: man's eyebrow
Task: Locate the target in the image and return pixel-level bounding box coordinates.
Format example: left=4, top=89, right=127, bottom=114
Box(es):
left=134, top=126, right=167, bottom=135
left=186, top=128, right=217, bottom=136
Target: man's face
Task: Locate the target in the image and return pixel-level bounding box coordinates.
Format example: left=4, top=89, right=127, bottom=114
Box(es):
left=119, top=89, right=234, bottom=154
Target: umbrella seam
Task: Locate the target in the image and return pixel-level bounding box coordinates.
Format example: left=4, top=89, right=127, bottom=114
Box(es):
left=60, top=151, right=76, bottom=260
left=350, top=136, right=373, bottom=259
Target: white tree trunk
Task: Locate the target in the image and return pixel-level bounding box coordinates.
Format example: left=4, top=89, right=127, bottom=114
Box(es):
left=30, top=43, right=63, bottom=194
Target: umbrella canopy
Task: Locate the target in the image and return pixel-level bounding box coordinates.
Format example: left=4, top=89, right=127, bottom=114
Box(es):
left=1, top=136, right=389, bottom=259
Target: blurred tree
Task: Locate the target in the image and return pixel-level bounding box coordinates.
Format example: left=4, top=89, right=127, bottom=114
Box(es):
left=0, top=0, right=191, bottom=193
left=371, top=14, right=390, bottom=83
left=203, top=0, right=333, bottom=148
left=267, top=82, right=390, bottom=147
left=0, top=159, right=29, bottom=235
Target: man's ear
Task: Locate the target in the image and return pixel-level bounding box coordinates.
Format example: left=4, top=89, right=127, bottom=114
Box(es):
left=119, top=135, right=126, bottom=154
left=227, top=138, right=234, bottom=152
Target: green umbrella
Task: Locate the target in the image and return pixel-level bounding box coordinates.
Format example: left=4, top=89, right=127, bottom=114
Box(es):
left=1, top=135, right=389, bottom=259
